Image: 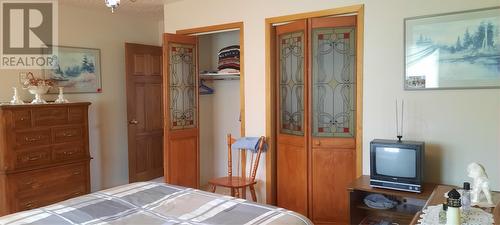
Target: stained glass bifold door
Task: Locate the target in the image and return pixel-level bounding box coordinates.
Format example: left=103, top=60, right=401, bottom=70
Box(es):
left=312, top=27, right=356, bottom=138
left=279, top=31, right=305, bottom=136
left=163, top=33, right=199, bottom=188
left=169, top=43, right=197, bottom=130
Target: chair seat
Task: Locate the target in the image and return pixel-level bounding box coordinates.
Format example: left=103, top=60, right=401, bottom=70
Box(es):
left=208, top=176, right=257, bottom=188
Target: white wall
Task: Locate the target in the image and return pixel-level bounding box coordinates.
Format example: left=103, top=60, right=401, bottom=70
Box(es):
left=198, top=31, right=241, bottom=187
left=0, top=4, right=162, bottom=191
left=165, top=0, right=500, bottom=202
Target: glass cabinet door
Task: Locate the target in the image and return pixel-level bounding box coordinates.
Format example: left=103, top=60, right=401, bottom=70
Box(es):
left=312, top=27, right=356, bottom=138
left=279, top=31, right=305, bottom=136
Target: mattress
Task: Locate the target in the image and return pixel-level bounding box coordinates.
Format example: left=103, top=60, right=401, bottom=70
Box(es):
left=0, top=182, right=312, bottom=225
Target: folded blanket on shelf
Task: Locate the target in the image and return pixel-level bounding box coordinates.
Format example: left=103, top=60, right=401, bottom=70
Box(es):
left=218, top=45, right=240, bottom=72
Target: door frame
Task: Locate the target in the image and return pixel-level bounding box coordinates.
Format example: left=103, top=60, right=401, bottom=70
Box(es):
left=265, top=5, right=365, bottom=205
left=175, top=22, right=247, bottom=185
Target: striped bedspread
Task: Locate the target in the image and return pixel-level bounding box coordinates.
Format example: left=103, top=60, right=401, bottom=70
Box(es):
left=0, top=182, right=312, bottom=225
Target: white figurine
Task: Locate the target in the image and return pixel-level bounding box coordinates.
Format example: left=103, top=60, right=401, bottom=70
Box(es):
left=467, top=162, right=494, bottom=206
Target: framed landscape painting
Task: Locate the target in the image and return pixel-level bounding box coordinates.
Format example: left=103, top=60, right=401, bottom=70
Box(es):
left=404, top=7, right=500, bottom=90
left=44, top=46, right=102, bottom=93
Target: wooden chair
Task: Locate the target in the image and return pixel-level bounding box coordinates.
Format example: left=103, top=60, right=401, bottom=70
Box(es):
left=208, top=134, right=266, bottom=202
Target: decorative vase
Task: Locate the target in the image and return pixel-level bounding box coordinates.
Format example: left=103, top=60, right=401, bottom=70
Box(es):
left=10, top=87, right=24, bottom=105
left=28, top=86, right=51, bottom=104
left=54, top=87, right=69, bottom=103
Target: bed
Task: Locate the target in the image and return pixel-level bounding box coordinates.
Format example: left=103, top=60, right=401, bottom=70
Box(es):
left=0, top=182, right=312, bottom=225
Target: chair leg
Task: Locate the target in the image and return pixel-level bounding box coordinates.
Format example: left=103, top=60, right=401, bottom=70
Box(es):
left=241, top=188, right=246, bottom=200
left=249, top=185, right=257, bottom=202
left=231, top=188, right=235, bottom=197
left=210, top=184, right=216, bottom=193
left=234, top=188, right=240, bottom=198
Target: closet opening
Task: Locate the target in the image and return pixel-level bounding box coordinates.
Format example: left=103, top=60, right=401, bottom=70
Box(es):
left=176, top=23, right=245, bottom=193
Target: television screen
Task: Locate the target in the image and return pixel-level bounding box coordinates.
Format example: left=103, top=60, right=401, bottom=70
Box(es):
left=375, top=147, right=416, bottom=178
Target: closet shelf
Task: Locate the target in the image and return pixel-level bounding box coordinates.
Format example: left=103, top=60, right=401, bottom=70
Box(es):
left=200, top=73, right=240, bottom=81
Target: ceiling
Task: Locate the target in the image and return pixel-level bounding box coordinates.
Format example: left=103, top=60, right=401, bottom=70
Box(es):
left=60, top=0, right=179, bottom=19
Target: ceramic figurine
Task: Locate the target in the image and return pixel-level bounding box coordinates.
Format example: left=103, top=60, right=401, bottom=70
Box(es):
left=54, top=87, right=69, bottom=103
left=10, top=87, right=24, bottom=105
left=467, top=162, right=494, bottom=206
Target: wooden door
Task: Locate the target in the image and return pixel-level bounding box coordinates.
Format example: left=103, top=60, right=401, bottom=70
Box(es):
left=310, top=16, right=357, bottom=224
left=125, top=43, right=164, bottom=182
left=163, top=33, right=199, bottom=188
left=275, top=20, right=309, bottom=216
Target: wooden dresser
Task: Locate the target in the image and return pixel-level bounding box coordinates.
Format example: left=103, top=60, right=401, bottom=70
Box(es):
left=0, top=102, right=91, bottom=216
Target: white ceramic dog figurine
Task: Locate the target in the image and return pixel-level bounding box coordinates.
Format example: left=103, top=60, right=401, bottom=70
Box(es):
left=467, top=162, right=493, bottom=206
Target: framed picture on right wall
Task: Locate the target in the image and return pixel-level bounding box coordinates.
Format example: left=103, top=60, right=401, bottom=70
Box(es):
left=404, top=7, right=500, bottom=90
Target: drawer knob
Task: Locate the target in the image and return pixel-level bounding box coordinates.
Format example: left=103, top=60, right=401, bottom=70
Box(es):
left=64, top=151, right=75, bottom=155
left=23, top=179, right=34, bottom=185
left=62, top=132, right=74, bottom=137
left=25, top=136, right=42, bottom=142
left=29, top=155, right=41, bottom=161
left=73, top=171, right=82, bottom=175
left=21, top=154, right=43, bottom=162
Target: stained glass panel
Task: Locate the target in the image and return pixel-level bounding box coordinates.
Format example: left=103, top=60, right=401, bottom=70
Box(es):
left=279, top=31, right=304, bottom=135
left=169, top=43, right=196, bottom=130
left=312, top=27, right=356, bottom=137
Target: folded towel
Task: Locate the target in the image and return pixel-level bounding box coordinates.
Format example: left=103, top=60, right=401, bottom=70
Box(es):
left=231, top=137, right=267, bottom=153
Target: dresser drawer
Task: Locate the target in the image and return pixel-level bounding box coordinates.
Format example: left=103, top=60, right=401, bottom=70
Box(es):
left=16, top=182, right=87, bottom=211
left=12, top=110, right=32, bottom=129
left=15, top=148, right=52, bottom=168
left=15, top=130, right=51, bottom=148
left=13, top=163, right=87, bottom=194
left=53, top=143, right=85, bottom=161
left=53, top=126, right=83, bottom=143
left=33, top=107, right=68, bottom=127
left=68, top=107, right=85, bottom=124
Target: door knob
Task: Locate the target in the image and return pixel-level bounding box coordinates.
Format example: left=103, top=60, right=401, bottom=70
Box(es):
left=129, top=119, right=139, bottom=125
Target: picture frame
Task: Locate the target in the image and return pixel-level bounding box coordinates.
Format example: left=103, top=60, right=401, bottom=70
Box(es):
left=404, top=7, right=500, bottom=90
left=43, top=46, right=102, bottom=93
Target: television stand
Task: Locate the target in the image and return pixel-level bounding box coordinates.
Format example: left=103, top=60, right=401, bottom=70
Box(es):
left=348, top=175, right=437, bottom=225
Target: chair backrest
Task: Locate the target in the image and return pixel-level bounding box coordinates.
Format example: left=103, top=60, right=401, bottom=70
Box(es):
left=226, top=134, right=266, bottom=182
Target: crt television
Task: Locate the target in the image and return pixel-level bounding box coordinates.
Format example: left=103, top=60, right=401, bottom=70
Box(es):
left=370, top=139, right=425, bottom=193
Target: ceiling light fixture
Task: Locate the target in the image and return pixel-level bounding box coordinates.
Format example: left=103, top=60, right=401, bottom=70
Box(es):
left=105, top=0, right=120, bottom=13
